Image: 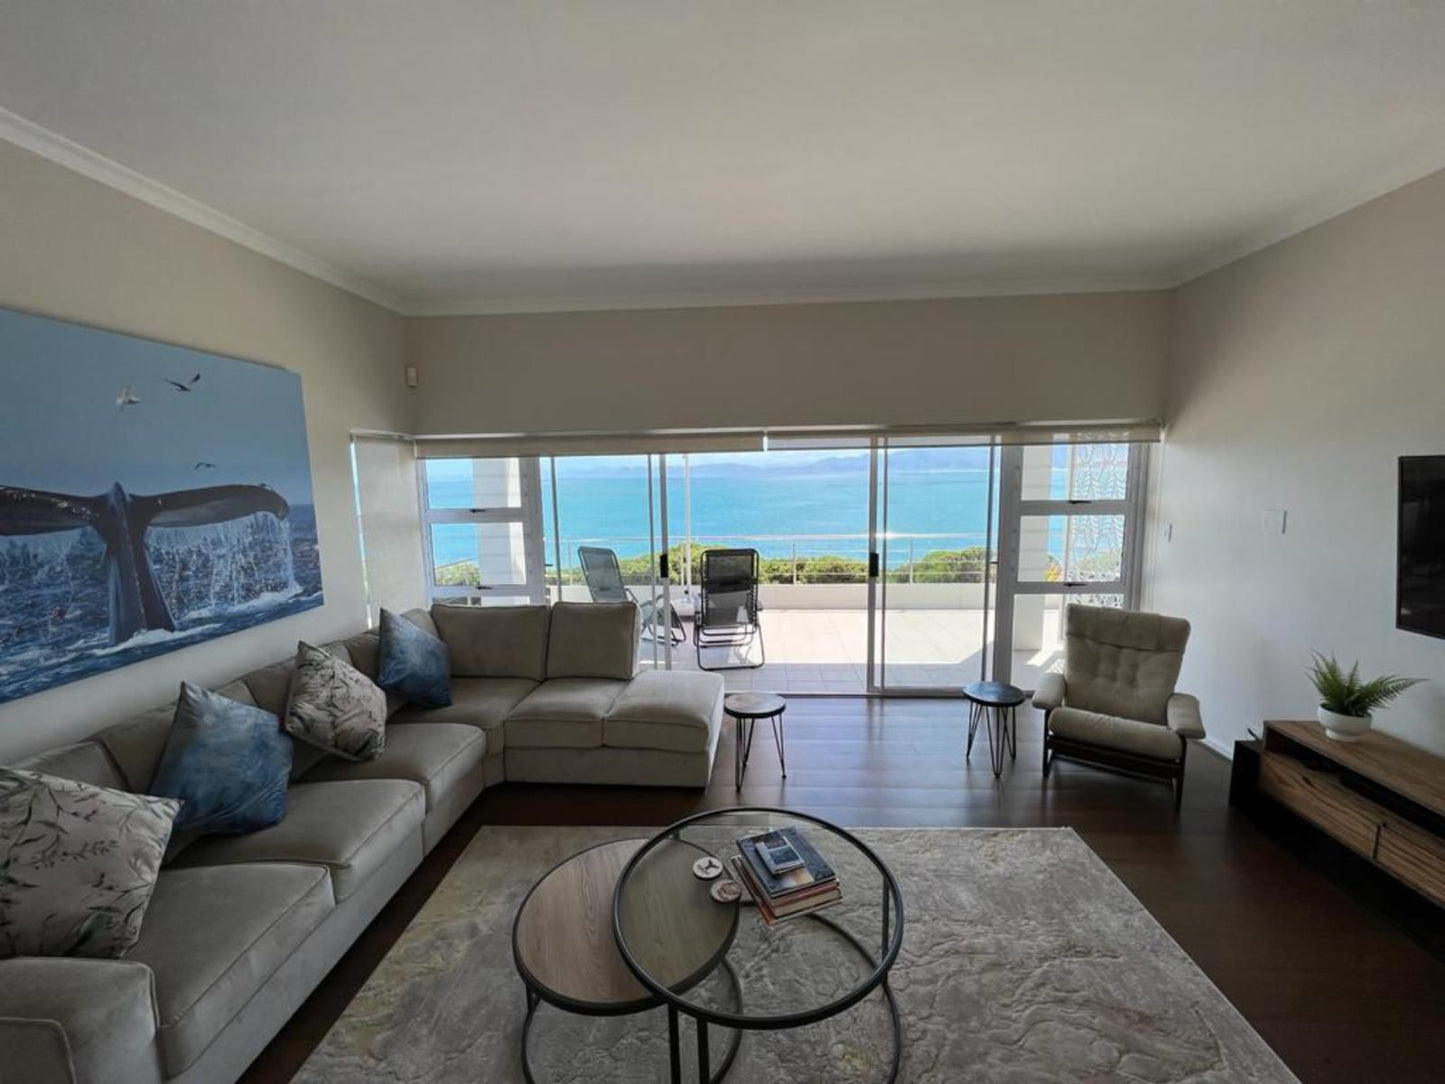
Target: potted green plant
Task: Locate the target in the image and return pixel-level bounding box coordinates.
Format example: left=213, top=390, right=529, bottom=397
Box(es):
left=1308, top=652, right=1423, bottom=742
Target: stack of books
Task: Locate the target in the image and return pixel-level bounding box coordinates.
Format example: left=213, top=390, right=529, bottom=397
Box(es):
left=731, top=827, right=842, bottom=925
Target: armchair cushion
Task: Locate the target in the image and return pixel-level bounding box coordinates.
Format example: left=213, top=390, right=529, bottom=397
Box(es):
left=1047, top=706, right=1185, bottom=763
left=1063, top=604, right=1190, bottom=724
left=1165, top=693, right=1206, bottom=740
left=1032, top=672, right=1067, bottom=712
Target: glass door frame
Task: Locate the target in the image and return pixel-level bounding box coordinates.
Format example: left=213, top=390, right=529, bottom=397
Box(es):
left=865, top=436, right=998, bottom=696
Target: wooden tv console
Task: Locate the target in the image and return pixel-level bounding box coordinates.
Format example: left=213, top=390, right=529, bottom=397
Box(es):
left=1233, top=720, right=1445, bottom=909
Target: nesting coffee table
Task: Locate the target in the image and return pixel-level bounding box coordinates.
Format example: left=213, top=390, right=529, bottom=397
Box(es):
left=512, top=809, right=905, bottom=1082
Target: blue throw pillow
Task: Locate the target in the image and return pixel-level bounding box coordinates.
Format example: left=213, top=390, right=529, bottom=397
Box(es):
left=150, top=682, right=292, bottom=834
left=376, top=608, right=452, bottom=708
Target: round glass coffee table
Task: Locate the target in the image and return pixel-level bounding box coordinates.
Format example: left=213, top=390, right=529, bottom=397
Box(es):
left=613, top=808, right=905, bottom=1082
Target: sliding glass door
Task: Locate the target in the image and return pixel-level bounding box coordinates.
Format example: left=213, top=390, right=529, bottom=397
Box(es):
left=868, top=438, right=998, bottom=692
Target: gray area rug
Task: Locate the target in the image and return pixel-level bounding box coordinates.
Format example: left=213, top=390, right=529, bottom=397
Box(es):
left=298, top=826, right=1297, bottom=1083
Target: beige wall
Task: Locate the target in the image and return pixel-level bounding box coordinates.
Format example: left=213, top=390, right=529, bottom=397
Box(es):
left=1149, top=168, right=1445, bottom=757
left=0, top=141, right=411, bottom=760
left=409, top=291, right=1170, bottom=435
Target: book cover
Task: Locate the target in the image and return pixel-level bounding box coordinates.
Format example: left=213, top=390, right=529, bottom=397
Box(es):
left=738, top=827, right=836, bottom=898
left=731, top=856, right=842, bottom=925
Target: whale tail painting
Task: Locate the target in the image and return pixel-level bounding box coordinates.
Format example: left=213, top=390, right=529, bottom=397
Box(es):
left=0, top=483, right=290, bottom=645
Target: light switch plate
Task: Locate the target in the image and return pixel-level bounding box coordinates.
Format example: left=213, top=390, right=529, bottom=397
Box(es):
left=1262, top=508, right=1288, bottom=535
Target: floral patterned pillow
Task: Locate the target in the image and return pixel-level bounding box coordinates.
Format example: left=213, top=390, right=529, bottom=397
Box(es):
left=0, top=768, right=179, bottom=959
left=284, top=642, right=387, bottom=761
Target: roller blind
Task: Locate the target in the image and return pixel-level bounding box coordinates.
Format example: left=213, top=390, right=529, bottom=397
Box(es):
left=351, top=435, right=426, bottom=616
left=413, top=429, right=765, bottom=459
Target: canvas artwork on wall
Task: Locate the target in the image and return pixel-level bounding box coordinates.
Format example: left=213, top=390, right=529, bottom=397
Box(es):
left=0, top=307, right=323, bottom=704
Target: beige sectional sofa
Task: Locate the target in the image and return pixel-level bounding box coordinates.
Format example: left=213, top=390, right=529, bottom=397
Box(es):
left=0, top=601, right=723, bottom=1084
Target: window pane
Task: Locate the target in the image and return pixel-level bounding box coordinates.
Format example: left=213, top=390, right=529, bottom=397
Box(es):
left=1018, top=515, right=1125, bottom=583
left=1010, top=592, right=1125, bottom=688
left=429, top=522, right=525, bottom=587
left=1020, top=443, right=1131, bottom=501
left=425, top=458, right=522, bottom=510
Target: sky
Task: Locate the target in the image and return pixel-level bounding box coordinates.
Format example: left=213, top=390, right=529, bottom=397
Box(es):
left=0, top=307, right=315, bottom=504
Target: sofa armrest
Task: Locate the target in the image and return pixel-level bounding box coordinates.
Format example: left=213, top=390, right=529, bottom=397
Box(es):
left=1033, top=672, right=1067, bottom=712
left=0, top=958, right=162, bottom=1084
left=1166, top=693, right=1206, bottom=740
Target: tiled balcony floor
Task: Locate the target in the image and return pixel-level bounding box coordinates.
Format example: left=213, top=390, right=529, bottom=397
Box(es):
left=637, top=607, right=1062, bottom=693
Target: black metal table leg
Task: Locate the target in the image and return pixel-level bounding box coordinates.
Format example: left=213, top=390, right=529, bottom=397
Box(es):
left=668, top=1004, right=681, bottom=1084
left=697, top=1018, right=710, bottom=1082
left=770, top=711, right=786, bottom=778
left=987, top=705, right=1006, bottom=777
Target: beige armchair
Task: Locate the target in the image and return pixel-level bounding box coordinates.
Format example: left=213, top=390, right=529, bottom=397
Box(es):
left=1033, top=603, right=1204, bottom=807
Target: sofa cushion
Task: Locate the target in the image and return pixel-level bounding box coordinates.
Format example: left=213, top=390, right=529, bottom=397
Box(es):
left=302, top=723, right=486, bottom=812
left=12, top=739, right=127, bottom=790
left=150, top=683, right=292, bottom=834
left=1048, top=705, right=1184, bottom=762
left=284, top=642, right=388, bottom=762
left=546, top=602, right=641, bottom=680
left=377, top=607, right=452, bottom=708
left=390, top=677, right=537, bottom=754
left=0, top=769, right=177, bottom=959
left=129, top=862, right=332, bottom=1076
left=431, top=603, right=550, bottom=681
left=505, top=678, right=627, bottom=749
left=603, top=671, right=723, bottom=754
left=171, top=779, right=423, bottom=900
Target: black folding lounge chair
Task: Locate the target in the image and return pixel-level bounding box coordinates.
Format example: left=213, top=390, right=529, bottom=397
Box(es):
left=695, top=548, right=765, bottom=670
left=576, top=545, right=686, bottom=646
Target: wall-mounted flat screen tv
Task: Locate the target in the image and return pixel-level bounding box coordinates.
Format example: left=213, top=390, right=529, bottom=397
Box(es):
left=1398, top=455, right=1445, bottom=640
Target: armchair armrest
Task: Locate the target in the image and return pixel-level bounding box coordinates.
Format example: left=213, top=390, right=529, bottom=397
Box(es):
left=1166, top=693, right=1205, bottom=740
left=1033, top=672, right=1067, bottom=712
left=0, top=958, right=162, bottom=1084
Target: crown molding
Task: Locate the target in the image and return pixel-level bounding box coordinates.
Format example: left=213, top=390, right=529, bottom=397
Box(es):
left=0, top=105, right=408, bottom=314
left=1170, top=146, right=1445, bottom=287
left=406, top=274, right=1176, bottom=317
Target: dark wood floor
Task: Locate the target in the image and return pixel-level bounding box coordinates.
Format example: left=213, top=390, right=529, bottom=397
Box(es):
left=244, top=698, right=1445, bottom=1084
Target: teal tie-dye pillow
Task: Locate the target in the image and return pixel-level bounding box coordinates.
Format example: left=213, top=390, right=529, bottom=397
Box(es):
left=0, top=769, right=178, bottom=958
left=150, top=682, right=292, bottom=834
left=377, top=608, right=452, bottom=708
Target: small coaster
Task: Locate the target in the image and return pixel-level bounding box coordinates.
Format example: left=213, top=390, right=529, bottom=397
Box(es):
left=692, top=855, right=724, bottom=880
left=710, top=879, right=742, bottom=903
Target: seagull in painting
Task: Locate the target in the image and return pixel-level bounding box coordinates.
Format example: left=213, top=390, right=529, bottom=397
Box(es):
left=166, top=372, right=202, bottom=393
left=194, top=462, right=218, bottom=471
left=116, top=386, right=140, bottom=409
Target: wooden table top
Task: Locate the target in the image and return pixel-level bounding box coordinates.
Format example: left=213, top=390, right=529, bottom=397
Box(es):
left=514, top=837, right=735, bottom=1009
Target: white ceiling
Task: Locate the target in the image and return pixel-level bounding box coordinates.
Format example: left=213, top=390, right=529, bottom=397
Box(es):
left=3, top=1, right=1445, bottom=314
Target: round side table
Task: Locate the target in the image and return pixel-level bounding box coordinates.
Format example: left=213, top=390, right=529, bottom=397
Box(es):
left=963, top=681, right=1029, bottom=778
left=722, top=693, right=787, bottom=790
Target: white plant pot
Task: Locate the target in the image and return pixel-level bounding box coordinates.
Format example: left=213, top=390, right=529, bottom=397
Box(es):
left=1317, top=706, right=1372, bottom=742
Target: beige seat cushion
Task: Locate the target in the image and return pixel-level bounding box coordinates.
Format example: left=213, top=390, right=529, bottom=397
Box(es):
left=431, top=603, right=551, bottom=680
left=546, top=602, right=640, bottom=679
left=171, top=780, right=423, bottom=900
left=389, top=676, right=538, bottom=755
left=1048, top=705, right=1184, bottom=762
left=604, top=671, right=723, bottom=754
left=505, top=678, right=627, bottom=749
left=302, top=723, right=486, bottom=811
left=129, top=862, right=333, bottom=1076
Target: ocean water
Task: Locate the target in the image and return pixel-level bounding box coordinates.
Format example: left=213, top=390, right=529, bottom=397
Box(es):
left=432, top=462, right=1018, bottom=571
